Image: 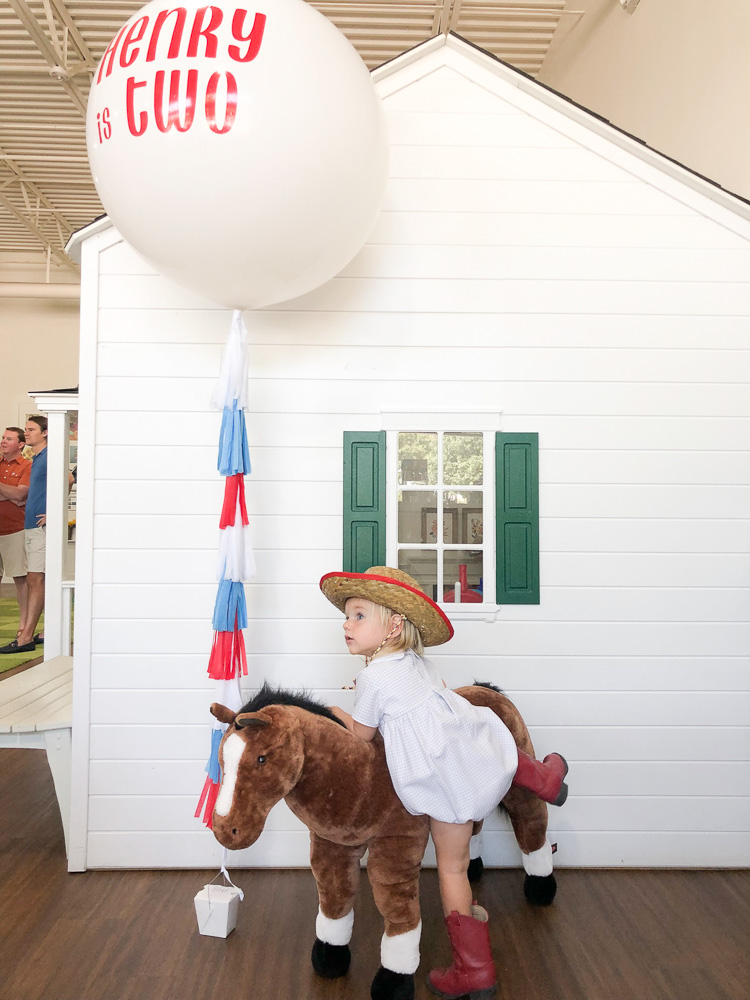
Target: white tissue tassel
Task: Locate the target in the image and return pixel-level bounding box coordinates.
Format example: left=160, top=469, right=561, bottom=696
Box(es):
left=211, top=310, right=249, bottom=411
left=217, top=523, right=256, bottom=583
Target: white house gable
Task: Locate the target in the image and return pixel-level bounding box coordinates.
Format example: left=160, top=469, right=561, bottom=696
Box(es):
left=69, top=36, right=750, bottom=872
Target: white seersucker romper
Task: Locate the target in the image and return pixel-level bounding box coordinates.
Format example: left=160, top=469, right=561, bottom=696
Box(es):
left=351, top=649, right=519, bottom=823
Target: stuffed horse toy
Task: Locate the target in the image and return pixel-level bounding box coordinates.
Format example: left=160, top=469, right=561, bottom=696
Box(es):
left=210, top=682, right=558, bottom=1000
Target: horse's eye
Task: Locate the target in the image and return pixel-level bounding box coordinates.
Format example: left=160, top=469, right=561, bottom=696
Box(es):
left=257, top=755, right=266, bottom=765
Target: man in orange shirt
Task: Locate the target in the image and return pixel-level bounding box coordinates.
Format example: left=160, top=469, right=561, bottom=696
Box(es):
left=0, top=426, right=32, bottom=640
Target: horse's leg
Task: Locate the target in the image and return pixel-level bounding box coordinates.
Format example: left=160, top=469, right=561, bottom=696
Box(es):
left=468, top=823, right=484, bottom=882
left=309, top=831, right=365, bottom=978
left=455, top=685, right=560, bottom=904
left=366, top=833, right=426, bottom=1000
left=501, top=786, right=557, bottom=905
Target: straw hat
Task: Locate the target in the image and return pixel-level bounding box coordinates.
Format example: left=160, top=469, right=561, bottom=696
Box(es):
left=319, top=566, right=454, bottom=647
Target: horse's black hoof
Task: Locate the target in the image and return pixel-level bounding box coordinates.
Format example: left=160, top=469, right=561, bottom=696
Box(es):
left=371, top=966, right=415, bottom=1000
left=524, top=872, right=557, bottom=906
left=311, top=937, right=351, bottom=978
left=467, top=855, right=484, bottom=882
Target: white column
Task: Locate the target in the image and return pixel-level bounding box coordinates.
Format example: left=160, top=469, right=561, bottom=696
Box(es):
left=42, top=408, right=70, bottom=659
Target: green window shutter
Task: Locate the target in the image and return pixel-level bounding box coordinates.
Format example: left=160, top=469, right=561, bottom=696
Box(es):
left=495, top=432, right=539, bottom=604
left=343, top=431, right=386, bottom=572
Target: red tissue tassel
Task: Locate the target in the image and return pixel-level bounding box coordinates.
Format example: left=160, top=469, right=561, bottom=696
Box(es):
left=195, top=775, right=221, bottom=829
left=220, top=473, right=249, bottom=529
left=207, top=624, right=247, bottom=680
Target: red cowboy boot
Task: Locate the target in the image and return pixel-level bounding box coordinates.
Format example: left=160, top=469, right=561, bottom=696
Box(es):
left=513, top=750, right=569, bottom=805
left=427, top=904, right=497, bottom=1000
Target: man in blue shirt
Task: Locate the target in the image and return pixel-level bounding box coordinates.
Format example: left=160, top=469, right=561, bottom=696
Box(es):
left=0, top=415, right=48, bottom=653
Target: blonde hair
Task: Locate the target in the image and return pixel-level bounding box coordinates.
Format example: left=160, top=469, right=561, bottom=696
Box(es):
left=375, top=603, right=424, bottom=657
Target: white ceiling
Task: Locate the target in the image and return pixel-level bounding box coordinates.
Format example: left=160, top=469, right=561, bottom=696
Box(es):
left=0, top=1, right=595, bottom=275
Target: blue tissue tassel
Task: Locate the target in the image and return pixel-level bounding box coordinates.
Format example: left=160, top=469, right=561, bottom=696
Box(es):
left=218, top=402, right=251, bottom=477
left=205, top=728, right=223, bottom=784
left=212, top=580, right=248, bottom=632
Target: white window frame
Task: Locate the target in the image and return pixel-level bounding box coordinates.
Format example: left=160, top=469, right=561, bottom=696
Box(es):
left=382, top=411, right=502, bottom=623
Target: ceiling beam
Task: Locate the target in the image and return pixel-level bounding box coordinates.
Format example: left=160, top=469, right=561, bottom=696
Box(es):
left=0, top=145, right=76, bottom=232
left=0, top=144, right=79, bottom=270
left=6, top=0, right=88, bottom=116
left=48, top=0, right=96, bottom=69
left=0, top=191, right=79, bottom=271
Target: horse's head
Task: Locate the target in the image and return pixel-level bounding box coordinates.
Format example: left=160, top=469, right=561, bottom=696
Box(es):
left=209, top=702, right=305, bottom=850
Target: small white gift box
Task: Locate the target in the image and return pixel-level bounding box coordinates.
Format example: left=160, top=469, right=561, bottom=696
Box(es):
left=194, top=882, right=242, bottom=938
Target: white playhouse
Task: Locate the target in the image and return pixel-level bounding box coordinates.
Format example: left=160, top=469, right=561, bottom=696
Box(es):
left=62, top=35, right=749, bottom=873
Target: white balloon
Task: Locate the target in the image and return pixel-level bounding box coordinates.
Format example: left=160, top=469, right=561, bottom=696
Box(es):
left=86, top=0, right=388, bottom=309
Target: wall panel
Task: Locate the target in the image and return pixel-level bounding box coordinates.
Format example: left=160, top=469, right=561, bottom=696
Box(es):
left=369, top=211, right=750, bottom=249
left=87, top=653, right=749, bottom=695
left=74, top=47, right=750, bottom=871
left=94, top=376, right=750, bottom=416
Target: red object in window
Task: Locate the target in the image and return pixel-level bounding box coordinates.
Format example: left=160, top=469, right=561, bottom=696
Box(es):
left=443, top=563, right=482, bottom=603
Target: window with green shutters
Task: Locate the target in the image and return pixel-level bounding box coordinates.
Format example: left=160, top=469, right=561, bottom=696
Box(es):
left=495, top=432, right=539, bottom=604
left=342, top=429, right=539, bottom=607
left=342, top=431, right=387, bottom=573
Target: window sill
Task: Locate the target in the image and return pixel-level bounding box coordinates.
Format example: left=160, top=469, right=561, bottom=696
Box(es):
left=440, top=604, right=501, bottom=623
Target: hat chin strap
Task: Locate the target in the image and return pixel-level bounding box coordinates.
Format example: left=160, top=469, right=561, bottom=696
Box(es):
left=365, top=616, right=405, bottom=666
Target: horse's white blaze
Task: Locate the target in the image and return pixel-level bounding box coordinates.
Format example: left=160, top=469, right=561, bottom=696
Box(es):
left=522, top=839, right=553, bottom=877
left=380, top=921, right=421, bottom=975
left=215, top=732, right=245, bottom=817
left=316, top=907, right=354, bottom=946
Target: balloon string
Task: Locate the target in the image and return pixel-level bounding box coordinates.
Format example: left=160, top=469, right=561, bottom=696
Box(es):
left=221, top=847, right=245, bottom=901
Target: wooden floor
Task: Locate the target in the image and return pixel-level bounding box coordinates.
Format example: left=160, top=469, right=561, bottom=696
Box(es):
left=1, top=747, right=748, bottom=1000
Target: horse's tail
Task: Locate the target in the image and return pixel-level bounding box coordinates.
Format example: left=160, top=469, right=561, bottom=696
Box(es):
left=468, top=679, right=557, bottom=905
left=472, top=679, right=505, bottom=696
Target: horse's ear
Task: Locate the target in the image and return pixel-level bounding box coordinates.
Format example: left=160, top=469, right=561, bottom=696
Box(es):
left=235, top=715, right=271, bottom=730
left=210, top=703, right=237, bottom=725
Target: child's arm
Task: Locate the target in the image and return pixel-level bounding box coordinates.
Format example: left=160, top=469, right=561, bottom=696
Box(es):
left=330, top=705, right=378, bottom=742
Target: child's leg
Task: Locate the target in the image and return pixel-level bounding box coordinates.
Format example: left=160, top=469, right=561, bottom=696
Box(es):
left=429, top=818, right=497, bottom=997
left=430, top=818, right=474, bottom=917
left=513, top=750, right=569, bottom=806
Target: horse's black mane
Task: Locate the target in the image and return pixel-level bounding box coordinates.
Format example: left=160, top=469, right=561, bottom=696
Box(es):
left=240, top=684, right=346, bottom=727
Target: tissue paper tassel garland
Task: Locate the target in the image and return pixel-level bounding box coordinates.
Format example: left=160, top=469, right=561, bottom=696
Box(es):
left=195, top=311, right=254, bottom=830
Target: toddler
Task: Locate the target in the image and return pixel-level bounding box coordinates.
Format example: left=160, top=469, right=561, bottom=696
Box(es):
left=321, top=565, right=568, bottom=1000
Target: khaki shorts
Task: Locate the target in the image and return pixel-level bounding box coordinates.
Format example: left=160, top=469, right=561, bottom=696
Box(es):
left=0, top=529, right=27, bottom=579
left=24, top=526, right=46, bottom=574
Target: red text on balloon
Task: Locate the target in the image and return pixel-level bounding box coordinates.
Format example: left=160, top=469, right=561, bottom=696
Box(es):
left=98, top=6, right=266, bottom=83
left=126, top=69, right=238, bottom=136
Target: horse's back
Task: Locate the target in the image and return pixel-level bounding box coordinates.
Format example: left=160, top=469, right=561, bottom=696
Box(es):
left=454, top=684, right=535, bottom=757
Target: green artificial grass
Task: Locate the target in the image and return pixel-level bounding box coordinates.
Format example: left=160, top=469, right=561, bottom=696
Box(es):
left=0, top=597, right=45, bottom=674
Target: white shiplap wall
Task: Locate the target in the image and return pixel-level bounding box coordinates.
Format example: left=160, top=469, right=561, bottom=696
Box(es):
left=72, top=38, right=750, bottom=871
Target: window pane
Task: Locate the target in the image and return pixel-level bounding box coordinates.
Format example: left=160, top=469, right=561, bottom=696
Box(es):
left=399, top=549, right=438, bottom=600
left=459, top=491, right=485, bottom=544
left=398, top=490, right=437, bottom=544
left=442, top=492, right=461, bottom=545
left=399, top=432, right=437, bottom=485
left=444, top=432, right=483, bottom=486
left=442, top=550, right=484, bottom=603
left=443, top=491, right=484, bottom=545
